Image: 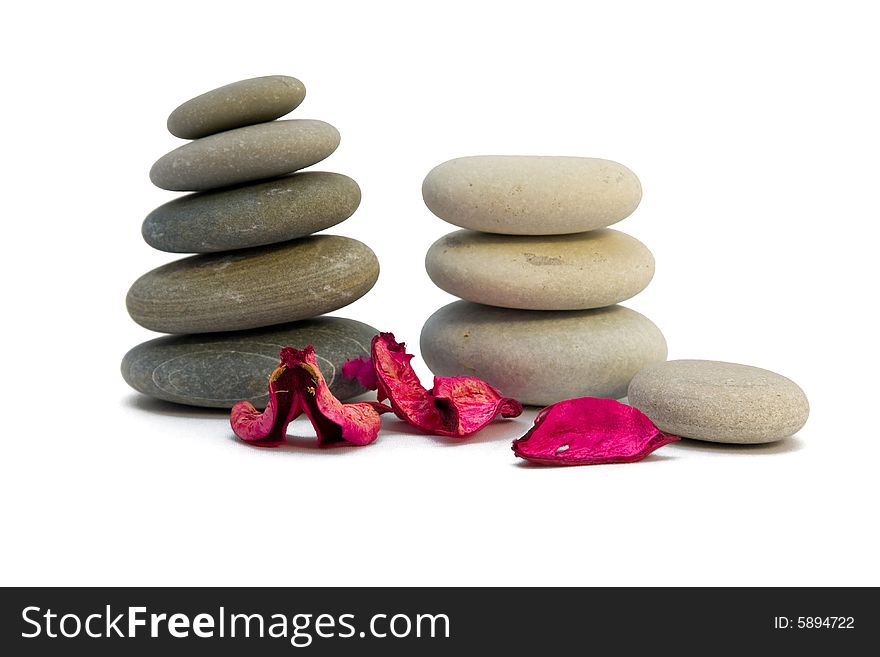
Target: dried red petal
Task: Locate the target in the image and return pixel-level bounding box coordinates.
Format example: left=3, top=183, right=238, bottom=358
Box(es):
left=512, top=397, right=679, bottom=465
left=341, top=355, right=379, bottom=391
left=286, top=347, right=392, bottom=446
left=371, top=332, right=522, bottom=437
left=431, top=376, right=523, bottom=435
left=231, top=346, right=391, bottom=447
left=230, top=360, right=302, bottom=447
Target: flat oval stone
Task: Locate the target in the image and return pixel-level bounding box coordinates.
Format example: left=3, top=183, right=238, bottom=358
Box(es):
left=122, top=317, right=377, bottom=408
left=425, top=229, right=654, bottom=310
left=167, top=75, right=306, bottom=139
left=628, top=360, right=809, bottom=444
left=150, top=120, right=340, bottom=192
left=126, top=236, right=379, bottom=334
left=142, top=172, right=361, bottom=253
left=422, top=155, right=642, bottom=235
left=420, top=301, right=667, bottom=406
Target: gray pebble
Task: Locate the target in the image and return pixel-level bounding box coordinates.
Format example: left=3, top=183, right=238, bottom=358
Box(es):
left=420, top=301, right=667, bottom=406
left=126, top=236, right=379, bottom=334
left=167, top=75, right=306, bottom=139
left=149, top=120, right=340, bottom=192
left=122, top=316, right=378, bottom=408
left=142, top=172, right=361, bottom=253
left=627, top=360, right=809, bottom=444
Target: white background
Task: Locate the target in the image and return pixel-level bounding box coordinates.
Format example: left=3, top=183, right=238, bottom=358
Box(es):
left=2, top=0, right=878, bottom=586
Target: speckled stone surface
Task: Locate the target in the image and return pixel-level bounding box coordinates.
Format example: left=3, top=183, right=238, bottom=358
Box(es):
left=420, top=301, right=667, bottom=406
left=126, top=236, right=379, bottom=334
left=166, top=75, right=306, bottom=139
left=121, top=317, right=377, bottom=408
left=142, top=172, right=361, bottom=253
left=422, top=155, right=642, bottom=235
left=150, top=120, right=340, bottom=192
left=425, top=229, right=654, bottom=310
left=628, top=360, right=809, bottom=444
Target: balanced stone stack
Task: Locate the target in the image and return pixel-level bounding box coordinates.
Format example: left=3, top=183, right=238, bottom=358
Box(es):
left=419, top=155, right=666, bottom=406
left=122, top=76, right=380, bottom=408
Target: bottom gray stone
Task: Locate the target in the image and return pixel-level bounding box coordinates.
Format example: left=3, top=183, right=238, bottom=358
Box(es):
left=122, top=317, right=378, bottom=408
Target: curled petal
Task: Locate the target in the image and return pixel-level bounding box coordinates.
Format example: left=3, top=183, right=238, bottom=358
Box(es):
left=231, top=363, right=303, bottom=446
left=372, top=334, right=444, bottom=427
left=431, top=376, right=523, bottom=435
left=341, top=355, right=379, bottom=391
left=231, top=346, right=391, bottom=447
left=371, top=332, right=522, bottom=437
left=512, top=397, right=679, bottom=466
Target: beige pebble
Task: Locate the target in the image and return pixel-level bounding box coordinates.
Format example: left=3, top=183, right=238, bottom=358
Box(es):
left=422, top=155, right=642, bottom=235
left=628, top=360, right=809, bottom=443
left=425, top=228, right=654, bottom=310
left=420, top=301, right=667, bottom=405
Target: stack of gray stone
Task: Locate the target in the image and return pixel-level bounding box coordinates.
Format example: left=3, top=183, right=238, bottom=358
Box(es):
left=419, top=155, right=667, bottom=406
left=122, top=76, right=379, bottom=408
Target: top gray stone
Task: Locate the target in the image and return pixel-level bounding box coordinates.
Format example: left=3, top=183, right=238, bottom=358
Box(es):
left=167, top=75, right=306, bottom=139
left=627, top=360, right=810, bottom=444
left=422, top=155, right=642, bottom=235
left=150, top=120, right=340, bottom=192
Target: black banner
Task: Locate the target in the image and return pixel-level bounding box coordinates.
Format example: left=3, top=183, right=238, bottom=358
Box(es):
left=1, top=588, right=875, bottom=654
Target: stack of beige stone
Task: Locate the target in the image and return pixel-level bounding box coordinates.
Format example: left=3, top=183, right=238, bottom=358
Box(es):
left=419, top=155, right=667, bottom=405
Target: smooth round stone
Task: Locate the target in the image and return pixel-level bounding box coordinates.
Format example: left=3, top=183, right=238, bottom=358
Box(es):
left=122, top=317, right=377, bottom=408
left=126, top=236, right=379, bottom=334
left=167, top=75, right=306, bottom=139
left=628, top=360, right=809, bottom=444
left=425, top=229, right=654, bottom=310
left=420, top=301, right=667, bottom=406
left=142, top=172, right=361, bottom=253
left=422, top=155, right=642, bottom=235
left=150, top=120, right=340, bottom=192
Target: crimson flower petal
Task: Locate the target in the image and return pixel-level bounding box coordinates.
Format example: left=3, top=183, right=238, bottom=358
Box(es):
left=371, top=332, right=522, bottom=437
left=431, top=376, right=523, bottom=435
left=231, top=346, right=391, bottom=447
left=512, top=397, right=679, bottom=465
left=285, top=347, right=391, bottom=446
left=230, top=361, right=303, bottom=446
left=341, top=355, right=379, bottom=391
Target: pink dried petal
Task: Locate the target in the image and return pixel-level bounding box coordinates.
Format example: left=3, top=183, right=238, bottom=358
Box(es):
left=341, top=355, right=378, bottom=391
left=431, top=376, right=523, bottom=435
left=512, top=397, right=680, bottom=466
left=372, top=333, right=445, bottom=427
left=280, top=346, right=391, bottom=446
left=230, top=362, right=302, bottom=446
left=371, top=332, right=522, bottom=437
left=231, top=346, right=391, bottom=447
